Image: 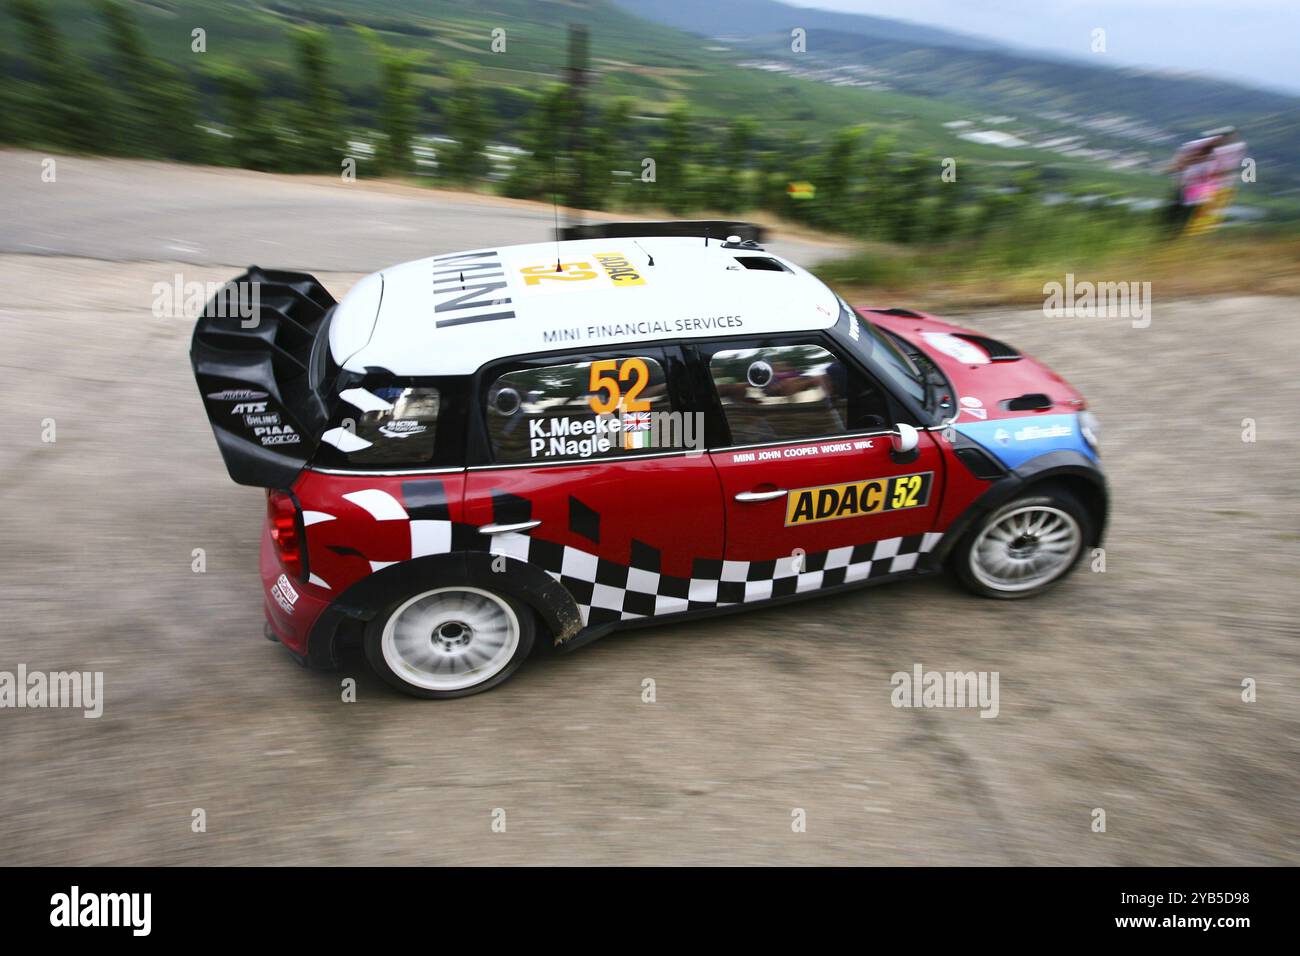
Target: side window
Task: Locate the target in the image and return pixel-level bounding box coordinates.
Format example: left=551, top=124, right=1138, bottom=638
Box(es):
left=708, top=342, right=889, bottom=446
left=320, top=384, right=442, bottom=466
left=485, top=355, right=672, bottom=463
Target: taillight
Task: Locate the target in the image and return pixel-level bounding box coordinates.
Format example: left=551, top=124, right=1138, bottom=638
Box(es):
left=267, top=490, right=306, bottom=580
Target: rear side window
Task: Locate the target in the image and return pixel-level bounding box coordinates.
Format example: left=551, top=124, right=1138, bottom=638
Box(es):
left=315, top=379, right=467, bottom=469
left=708, top=342, right=889, bottom=445
left=485, top=355, right=673, bottom=463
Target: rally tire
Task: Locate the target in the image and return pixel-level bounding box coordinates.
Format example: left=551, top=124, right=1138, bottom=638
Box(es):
left=952, top=488, right=1091, bottom=600
left=364, top=585, right=536, bottom=699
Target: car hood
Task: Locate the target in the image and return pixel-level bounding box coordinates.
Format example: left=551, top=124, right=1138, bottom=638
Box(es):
left=862, top=309, right=1087, bottom=424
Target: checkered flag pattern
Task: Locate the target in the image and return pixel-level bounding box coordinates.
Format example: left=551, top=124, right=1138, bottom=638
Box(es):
left=490, top=531, right=944, bottom=627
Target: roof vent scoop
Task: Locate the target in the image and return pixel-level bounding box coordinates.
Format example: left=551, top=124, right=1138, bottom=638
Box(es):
left=954, top=333, right=1021, bottom=362
left=1004, top=393, right=1053, bottom=411
left=734, top=256, right=789, bottom=272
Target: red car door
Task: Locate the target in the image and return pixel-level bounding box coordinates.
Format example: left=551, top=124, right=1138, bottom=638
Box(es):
left=463, top=346, right=724, bottom=627
left=700, top=338, right=944, bottom=599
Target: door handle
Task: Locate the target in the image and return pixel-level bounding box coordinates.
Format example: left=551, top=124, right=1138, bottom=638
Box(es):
left=734, top=489, right=787, bottom=503
left=477, top=520, right=542, bottom=535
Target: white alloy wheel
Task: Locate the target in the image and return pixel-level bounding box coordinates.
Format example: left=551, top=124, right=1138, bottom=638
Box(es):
left=968, top=504, right=1082, bottom=593
left=379, top=586, right=521, bottom=692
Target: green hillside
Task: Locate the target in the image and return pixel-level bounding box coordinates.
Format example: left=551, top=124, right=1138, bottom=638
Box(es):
left=3, top=0, right=1205, bottom=197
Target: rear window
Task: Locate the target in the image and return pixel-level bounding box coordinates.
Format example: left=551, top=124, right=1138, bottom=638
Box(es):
left=485, top=355, right=673, bottom=464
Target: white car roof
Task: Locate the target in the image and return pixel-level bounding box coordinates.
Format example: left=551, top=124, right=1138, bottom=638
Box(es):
left=328, top=236, right=840, bottom=376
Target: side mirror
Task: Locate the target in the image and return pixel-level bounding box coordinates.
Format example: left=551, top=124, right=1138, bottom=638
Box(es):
left=891, top=422, right=919, bottom=455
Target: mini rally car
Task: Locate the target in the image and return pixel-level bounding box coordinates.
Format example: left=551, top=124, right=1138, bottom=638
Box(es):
left=192, top=222, right=1106, bottom=698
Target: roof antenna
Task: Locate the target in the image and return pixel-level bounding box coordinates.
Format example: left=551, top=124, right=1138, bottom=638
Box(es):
left=704, top=225, right=709, bottom=247
left=551, top=146, right=562, bottom=272
left=634, top=240, right=654, bottom=267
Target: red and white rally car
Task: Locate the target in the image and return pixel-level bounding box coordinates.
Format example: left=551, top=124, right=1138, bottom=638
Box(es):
left=192, top=223, right=1106, bottom=698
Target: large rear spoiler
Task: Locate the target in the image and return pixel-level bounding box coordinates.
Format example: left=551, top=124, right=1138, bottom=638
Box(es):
left=557, top=220, right=767, bottom=244
left=190, top=267, right=336, bottom=488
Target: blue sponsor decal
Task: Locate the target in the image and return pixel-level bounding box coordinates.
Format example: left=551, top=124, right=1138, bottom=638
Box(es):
left=953, top=413, right=1095, bottom=470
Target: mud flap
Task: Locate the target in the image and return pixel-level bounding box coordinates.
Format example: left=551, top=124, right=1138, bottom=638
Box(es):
left=191, top=267, right=336, bottom=487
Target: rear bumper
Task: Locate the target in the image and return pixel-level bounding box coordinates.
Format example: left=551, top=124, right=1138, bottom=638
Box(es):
left=259, top=522, right=330, bottom=658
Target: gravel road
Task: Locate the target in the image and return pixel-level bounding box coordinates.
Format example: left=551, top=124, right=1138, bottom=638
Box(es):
left=0, top=151, right=1296, bottom=865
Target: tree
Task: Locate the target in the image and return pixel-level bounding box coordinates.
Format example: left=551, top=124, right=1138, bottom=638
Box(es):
left=151, top=59, right=207, bottom=163
left=9, top=0, right=112, bottom=151
left=290, top=27, right=343, bottom=172
left=926, top=162, right=962, bottom=242
left=716, top=117, right=755, bottom=213
left=442, top=64, right=490, bottom=183
left=859, top=135, right=897, bottom=240
left=95, top=0, right=149, bottom=154
left=355, top=27, right=420, bottom=176
left=655, top=101, right=693, bottom=214
left=817, top=126, right=861, bottom=231
left=580, top=96, right=631, bottom=210
left=96, top=0, right=204, bottom=162
left=754, top=148, right=787, bottom=213
left=502, top=83, right=572, bottom=201
left=210, top=63, right=287, bottom=171
left=890, top=152, right=931, bottom=243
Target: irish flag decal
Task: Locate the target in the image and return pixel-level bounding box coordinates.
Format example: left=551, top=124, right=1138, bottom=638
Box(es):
left=622, top=411, right=653, bottom=450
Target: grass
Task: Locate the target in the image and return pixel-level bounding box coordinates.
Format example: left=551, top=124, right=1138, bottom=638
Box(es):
left=814, top=227, right=1300, bottom=309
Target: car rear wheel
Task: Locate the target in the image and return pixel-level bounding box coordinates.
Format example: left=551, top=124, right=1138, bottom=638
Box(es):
left=364, top=585, right=535, bottom=698
left=954, top=490, right=1089, bottom=599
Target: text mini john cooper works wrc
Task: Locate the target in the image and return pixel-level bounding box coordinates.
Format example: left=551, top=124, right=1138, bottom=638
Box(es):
left=191, top=223, right=1107, bottom=698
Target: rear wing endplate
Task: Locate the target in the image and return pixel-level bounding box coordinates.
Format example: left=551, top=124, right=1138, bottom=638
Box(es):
left=190, top=267, right=336, bottom=488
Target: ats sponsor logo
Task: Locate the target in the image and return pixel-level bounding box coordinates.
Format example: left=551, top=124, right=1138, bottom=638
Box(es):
left=786, top=472, right=932, bottom=526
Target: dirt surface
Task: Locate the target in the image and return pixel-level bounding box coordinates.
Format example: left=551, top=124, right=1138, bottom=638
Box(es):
left=0, top=154, right=1297, bottom=865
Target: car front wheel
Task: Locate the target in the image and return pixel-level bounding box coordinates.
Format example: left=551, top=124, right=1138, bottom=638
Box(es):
left=364, top=585, right=535, bottom=698
left=953, top=490, right=1090, bottom=599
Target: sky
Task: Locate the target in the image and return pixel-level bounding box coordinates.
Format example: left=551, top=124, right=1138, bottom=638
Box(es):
left=785, top=0, right=1300, bottom=94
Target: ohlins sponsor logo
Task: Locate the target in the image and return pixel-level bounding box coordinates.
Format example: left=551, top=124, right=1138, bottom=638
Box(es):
left=785, top=472, right=932, bottom=526
left=431, top=250, right=515, bottom=329
left=594, top=251, right=644, bottom=286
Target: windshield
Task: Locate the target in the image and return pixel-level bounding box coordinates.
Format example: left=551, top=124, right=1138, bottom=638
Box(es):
left=832, top=300, right=928, bottom=407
